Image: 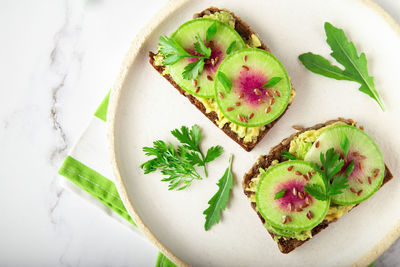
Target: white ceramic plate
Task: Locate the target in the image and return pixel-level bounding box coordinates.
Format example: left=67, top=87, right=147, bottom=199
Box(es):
left=108, top=0, right=400, bottom=266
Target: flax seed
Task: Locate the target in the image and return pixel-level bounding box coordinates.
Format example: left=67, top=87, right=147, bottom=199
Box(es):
left=357, top=178, right=363, bottom=184
left=282, top=217, right=287, bottom=224
left=295, top=207, right=303, bottom=212
left=195, top=87, right=200, bottom=93
left=238, top=93, right=245, bottom=99
left=237, top=114, right=243, bottom=122
left=207, top=75, right=213, bottom=81
left=270, top=98, right=275, bottom=105
left=275, top=90, right=281, bottom=97
left=288, top=203, right=294, bottom=212
left=292, top=187, right=298, bottom=196
left=307, top=211, right=314, bottom=219
left=359, top=125, right=364, bottom=130
left=244, top=55, right=248, bottom=62
left=288, top=166, right=294, bottom=171
left=226, top=107, right=234, bottom=112
left=254, top=88, right=261, bottom=95
left=242, top=65, right=249, bottom=71
left=249, top=113, right=254, bottom=119
left=311, top=170, right=316, bottom=175
left=357, top=190, right=363, bottom=196
left=352, top=152, right=359, bottom=157
left=287, top=215, right=292, bottom=222
left=298, top=191, right=305, bottom=199
left=266, top=106, right=271, bottom=113
left=294, top=171, right=302, bottom=176
left=258, top=98, right=264, bottom=103
left=350, top=187, right=357, bottom=193
left=368, top=176, right=372, bottom=184
left=360, top=155, right=367, bottom=160
left=374, top=168, right=380, bottom=174
left=234, top=102, right=241, bottom=106
left=267, top=91, right=273, bottom=97
left=315, top=141, right=320, bottom=148
left=218, top=92, right=224, bottom=99
left=303, top=174, right=308, bottom=181
left=243, top=116, right=248, bottom=123
left=305, top=197, right=311, bottom=205
left=358, top=162, right=362, bottom=169
left=193, top=80, right=198, bottom=87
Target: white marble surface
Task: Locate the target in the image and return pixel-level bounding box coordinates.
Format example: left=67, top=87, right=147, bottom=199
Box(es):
left=0, top=0, right=399, bottom=266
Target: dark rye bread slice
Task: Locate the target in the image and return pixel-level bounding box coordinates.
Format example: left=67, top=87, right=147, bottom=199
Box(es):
left=242, top=118, right=394, bottom=254
left=149, top=7, right=293, bottom=152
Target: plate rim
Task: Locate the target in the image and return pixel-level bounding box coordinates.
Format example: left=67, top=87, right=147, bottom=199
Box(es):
left=107, top=0, right=400, bottom=266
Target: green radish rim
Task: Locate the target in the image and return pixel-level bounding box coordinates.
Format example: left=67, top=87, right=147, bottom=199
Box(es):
left=256, top=160, right=330, bottom=232
left=168, top=18, right=246, bottom=98
left=214, top=48, right=292, bottom=127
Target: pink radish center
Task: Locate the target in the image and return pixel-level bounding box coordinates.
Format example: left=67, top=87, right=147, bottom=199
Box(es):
left=233, top=69, right=274, bottom=107
left=187, top=41, right=224, bottom=74
left=274, top=179, right=312, bottom=212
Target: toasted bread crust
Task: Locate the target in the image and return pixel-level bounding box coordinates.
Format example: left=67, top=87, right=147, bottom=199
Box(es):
left=149, top=7, right=293, bottom=151
left=242, top=118, right=394, bottom=253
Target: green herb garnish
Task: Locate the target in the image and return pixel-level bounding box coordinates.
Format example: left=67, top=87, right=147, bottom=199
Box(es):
left=158, top=22, right=218, bottom=81
left=158, top=35, right=195, bottom=65
left=262, top=77, right=282, bottom=88
left=206, top=21, right=218, bottom=43
left=203, top=155, right=234, bottom=230
left=299, top=22, right=385, bottom=111
left=340, top=134, right=350, bottom=159
left=217, top=71, right=232, bottom=93
left=280, top=151, right=296, bottom=160
left=226, top=40, right=237, bottom=55
left=182, top=59, right=205, bottom=80
left=304, top=148, right=354, bottom=201
left=140, top=125, right=223, bottom=190
left=274, top=188, right=287, bottom=200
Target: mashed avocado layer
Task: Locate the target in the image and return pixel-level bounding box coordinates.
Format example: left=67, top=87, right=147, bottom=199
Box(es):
left=245, top=122, right=356, bottom=240
left=154, top=11, right=295, bottom=143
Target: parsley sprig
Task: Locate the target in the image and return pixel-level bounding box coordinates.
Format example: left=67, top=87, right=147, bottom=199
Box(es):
left=158, top=22, right=218, bottom=80
left=203, top=154, right=234, bottom=230
left=305, top=148, right=354, bottom=201
left=140, top=125, right=223, bottom=190
left=299, top=22, right=385, bottom=111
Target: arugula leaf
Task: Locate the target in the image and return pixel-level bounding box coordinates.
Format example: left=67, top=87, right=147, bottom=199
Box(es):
left=299, top=53, right=353, bottom=81
left=340, top=134, right=350, bottom=159
left=203, top=155, right=234, bottom=230
left=182, top=59, right=205, bottom=80
left=274, top=189, right=287, bottom=200
left=217, top=72, right=232, bottom=93
left=226, top=41, right=237, bottom=55
left=305, top=148, right=355, bottom=200
left=158, top=36, right=193, bottom=65
left=262, top=77, right=282, bottom=88
left=141, top=125, right=223, bottom=190
left=205, top=146, right=223, bottom=163
left=206, top=21, right=218, bottom=43
left=280, top=151, right=296, bottom=160
left=298, top=22, right=385, bottom=111
left=194, top=35, right=211, bottom=58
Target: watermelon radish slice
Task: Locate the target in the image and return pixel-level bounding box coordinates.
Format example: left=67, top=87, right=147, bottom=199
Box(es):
left=168, top=18, right=245, bottom=98
left=256, top=160, right=329, bottom=232
left=304, top=125, right=385, bottom=205
left=215, top=48, right=291, bottom=127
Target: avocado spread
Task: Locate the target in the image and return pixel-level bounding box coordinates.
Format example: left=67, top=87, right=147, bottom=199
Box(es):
left=245, top=122, right=356, bottom=240
left=154, top=11, right=295, bottom=143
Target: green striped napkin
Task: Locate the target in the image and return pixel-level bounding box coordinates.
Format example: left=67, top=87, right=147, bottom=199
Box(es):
left=58, top=91, right=176, bottom=267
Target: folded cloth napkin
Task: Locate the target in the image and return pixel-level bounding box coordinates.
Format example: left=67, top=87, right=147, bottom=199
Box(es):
left=58, top=91, right=176, bottom=267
